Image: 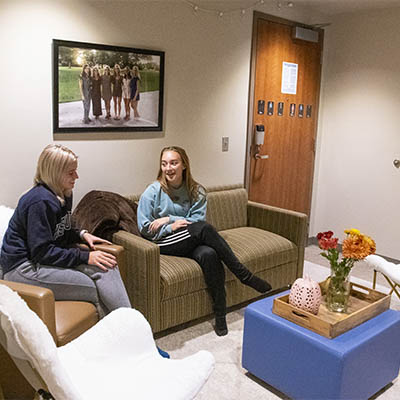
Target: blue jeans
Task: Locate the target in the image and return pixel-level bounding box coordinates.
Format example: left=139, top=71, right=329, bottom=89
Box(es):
left=4, top=261, right=131, bottom=318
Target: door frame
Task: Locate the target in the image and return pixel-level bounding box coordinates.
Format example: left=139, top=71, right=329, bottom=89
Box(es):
left=244, top=11, right=324, bottom=214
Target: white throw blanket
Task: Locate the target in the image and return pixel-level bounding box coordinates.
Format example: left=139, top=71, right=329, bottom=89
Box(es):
left=0, top=283, right=215, bottom=400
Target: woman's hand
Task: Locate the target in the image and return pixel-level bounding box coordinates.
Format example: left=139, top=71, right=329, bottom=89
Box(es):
left=88, top=250, right=117, bottom=271
left=82, top=232, right=112, bottom=250
left=149, top=217, right=170, bottom=232
left=171, top=219, right=191, bottom=232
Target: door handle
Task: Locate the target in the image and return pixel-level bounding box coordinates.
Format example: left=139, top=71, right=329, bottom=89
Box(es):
left=254, top=125, right=269, bottom=159
left=255, top=149, right=269, bottom=159
left=253, top=144, right=269, bottom=159
left=394, top=159, right=400, bottom=168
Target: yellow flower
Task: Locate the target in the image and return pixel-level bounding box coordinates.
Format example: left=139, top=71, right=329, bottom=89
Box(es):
left=364, top=235, right=376, bottom=254
left=344, top=228, right=361, bottom=236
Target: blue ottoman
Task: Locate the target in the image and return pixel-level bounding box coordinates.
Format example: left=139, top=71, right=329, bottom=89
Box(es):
left=242, top=292, right=400, bottom=399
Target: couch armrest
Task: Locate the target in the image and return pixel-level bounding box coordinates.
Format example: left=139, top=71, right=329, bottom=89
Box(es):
left=247, top=201, right=308, bottom=246
left=78, top=243, right=127, bottom=283
left=93, top=243, right=127, bottom=283
left=111, top=231, right=161, bottom=332
left=0, top=280, right=57, bottom=343
left=247, top=202, right=308, bottom=278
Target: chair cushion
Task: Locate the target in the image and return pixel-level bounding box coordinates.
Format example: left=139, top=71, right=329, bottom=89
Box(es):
left=160, top=227, right=298, bottom=300
left=55, top=301, right=98, bottom=347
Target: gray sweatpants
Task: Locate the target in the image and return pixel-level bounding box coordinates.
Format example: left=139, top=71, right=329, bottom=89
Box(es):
left=4, top=261, right=131, bottom=318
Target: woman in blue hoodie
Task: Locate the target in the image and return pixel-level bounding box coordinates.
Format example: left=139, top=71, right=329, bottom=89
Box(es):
left=137, top=146, right=272, bottom=336
left=0, top=144, right=131, bottom=317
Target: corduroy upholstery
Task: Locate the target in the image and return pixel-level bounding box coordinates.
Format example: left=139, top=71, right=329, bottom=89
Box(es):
left=113, top=185, right=308, bottom=333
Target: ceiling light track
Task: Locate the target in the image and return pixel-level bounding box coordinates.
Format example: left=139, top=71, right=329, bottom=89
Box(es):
left=183, top=0, right=269, bottom=18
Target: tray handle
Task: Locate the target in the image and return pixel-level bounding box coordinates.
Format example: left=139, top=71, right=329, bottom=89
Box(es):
left=291, top=310, right=310, bottom=320
left=351, top=283, right=371, bottom=295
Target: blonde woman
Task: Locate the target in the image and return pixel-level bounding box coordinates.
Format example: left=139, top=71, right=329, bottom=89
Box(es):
left=137, top=146, right=272, bottom=336
left=0, top=144, right=131, bottom=317
left=101, top=65, right=112, bottom=120
left=121, top=69, right=132, bottom=120
left=130, top=65, right=141, bottom=119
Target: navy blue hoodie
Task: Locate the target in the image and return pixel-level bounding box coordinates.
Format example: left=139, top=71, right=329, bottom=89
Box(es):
left=0, top=184, right=89, bottom=274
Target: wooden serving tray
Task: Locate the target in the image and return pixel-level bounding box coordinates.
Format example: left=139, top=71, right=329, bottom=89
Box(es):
left=272, top=281, right=391, bottom=338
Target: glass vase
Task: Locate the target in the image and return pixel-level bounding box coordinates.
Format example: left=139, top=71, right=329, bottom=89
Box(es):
left=326, top=267, right=351, bottom=313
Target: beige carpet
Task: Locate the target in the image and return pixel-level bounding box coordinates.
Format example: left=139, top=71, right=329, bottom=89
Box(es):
left=156, top=261, right=400, bottom=400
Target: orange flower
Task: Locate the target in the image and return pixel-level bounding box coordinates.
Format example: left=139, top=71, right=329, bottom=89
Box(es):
left=342, top=233, right=376, bottom=259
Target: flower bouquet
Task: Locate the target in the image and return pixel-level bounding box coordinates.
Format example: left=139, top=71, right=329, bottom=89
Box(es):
left=317, top=229, right=376, bottom=312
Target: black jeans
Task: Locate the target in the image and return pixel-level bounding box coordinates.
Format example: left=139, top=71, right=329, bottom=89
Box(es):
left=159, top=221, right=252, bottom=316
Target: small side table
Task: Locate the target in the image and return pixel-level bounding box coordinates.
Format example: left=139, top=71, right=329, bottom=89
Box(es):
left=242, top=292, right=400, bottom=399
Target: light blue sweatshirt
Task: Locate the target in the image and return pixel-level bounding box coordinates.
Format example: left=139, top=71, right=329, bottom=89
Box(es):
left=137, top=181, right=206, bottom=241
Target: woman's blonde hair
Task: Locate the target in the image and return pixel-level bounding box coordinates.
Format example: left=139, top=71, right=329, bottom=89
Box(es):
left=34, top=144, right=78, bottom=201
left=132, top=65, right=141, bottom=79
left=157, top=146, right=204, bottom=203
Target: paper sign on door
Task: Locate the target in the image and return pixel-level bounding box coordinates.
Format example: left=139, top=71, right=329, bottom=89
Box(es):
left=281, top=62, right=298, bottom=95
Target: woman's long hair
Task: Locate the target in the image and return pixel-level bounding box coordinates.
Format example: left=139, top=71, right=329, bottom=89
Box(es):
left=132, top=65, right=141, bottom=80
left=80, top=64, right=91, bottom=78
left=34, top=144, right=78, bottom=202
left=157, top=146, right=205, bottom=203
left=92, top=67, right=100, bottom=80
left=113, top=64, right=121, bottom=77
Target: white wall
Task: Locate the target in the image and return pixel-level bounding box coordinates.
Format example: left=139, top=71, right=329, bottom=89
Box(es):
left=0, top=0, right=319, bottom=207
left=310, top=7, right=400, bottom=259
left=4, top=0, right=399, bottom=259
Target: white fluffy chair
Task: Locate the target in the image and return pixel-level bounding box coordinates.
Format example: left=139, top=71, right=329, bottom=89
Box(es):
left=366, top=254, right=400, bottom=299
left=0, top=283, right=214, bottom=400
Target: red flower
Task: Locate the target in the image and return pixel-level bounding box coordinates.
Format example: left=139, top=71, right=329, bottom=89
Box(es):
left=317, top=231, right=334, bottom=240
left=317, top=231, right=338, bottom=250
left=318, top=237, right=338, bottom=250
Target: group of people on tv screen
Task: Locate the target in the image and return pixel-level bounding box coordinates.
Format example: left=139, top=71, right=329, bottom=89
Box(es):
left=78, top=63, right=141, bottom=124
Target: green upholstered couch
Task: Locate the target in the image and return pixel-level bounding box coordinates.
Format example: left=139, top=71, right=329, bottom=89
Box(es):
left=112, top=184, right=308, bottom=333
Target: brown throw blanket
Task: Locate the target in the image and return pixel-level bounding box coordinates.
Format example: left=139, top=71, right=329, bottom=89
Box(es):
left=72, top=190, right=140, bottom=241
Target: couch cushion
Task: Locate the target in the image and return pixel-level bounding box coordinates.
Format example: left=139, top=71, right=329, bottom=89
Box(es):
left=219, top=227, right=298, bottom=278
left=206, top=187, right=247, bottom=231
left=160, top=256, right=206, bottom=301
left=159, top=227, right=297, bottom=301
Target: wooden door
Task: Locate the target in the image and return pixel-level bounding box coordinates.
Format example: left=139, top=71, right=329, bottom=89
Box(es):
left=246, top=12, right=323, bottom=216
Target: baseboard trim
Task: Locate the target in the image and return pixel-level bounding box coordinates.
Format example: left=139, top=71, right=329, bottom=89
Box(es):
left=307, top=236, right=400, bottom=264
